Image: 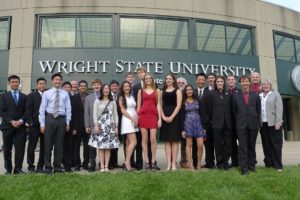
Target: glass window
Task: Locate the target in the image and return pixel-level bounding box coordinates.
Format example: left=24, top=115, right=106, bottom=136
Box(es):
left=120, top=18, right=154, bottom=48
left=295, top=39, right=300, bottom=63
left=226, top=26, right=252, bottom=55
left=196, top=22, right=226, bottom=53
left=41, top=17, right=76, bottom=48
left=76, top=17, right=112, bottom=48
left=0, top=19, right=9, bottom=50
left=155, top=19, right=188, bottom=49
left=275, top=34, right=295, bottom=62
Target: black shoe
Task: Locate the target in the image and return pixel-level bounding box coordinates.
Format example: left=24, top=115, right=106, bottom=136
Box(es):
left=36, top=168, right=44, bottom=173
left=44, top=169, right=52, bottom=175
left=4, top=171, right=12, bottom=175
left=229, top=163, right=239, bottom=168
left=53, top=169, right=63, bottom=174
left=241, top=169, right=249, bottom=175
left=82, top=165, right=89, bottom=170
left=223, top=162, right=230, bottom=170
left=88, top=167, right=95, bottom=172
left=108, top=165, right=114, bottom=170
left=151, top=161, right=160, bottom=171
left=74, top=166, right=81, bottom=171
left=28, top=168, right=36, bottom=173
left=64, top=168, right=73, bottom=173
left=249, top=166, right=256, bottom=172
left=13, top=170, right=26, bottom=174
left=202, top=164, right=215, bottom=169
left=113, top=164, right=123, bottom=169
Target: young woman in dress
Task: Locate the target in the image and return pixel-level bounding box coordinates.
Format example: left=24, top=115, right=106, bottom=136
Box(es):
left=137, top=73, right=162, bottom=170
left=181, top=84, right=206, bottom=170
left=89, top=84, right=119, bottom=172
left=160, top=74, right=182, bottom=170
left=119, top=81, right=138, bottom=171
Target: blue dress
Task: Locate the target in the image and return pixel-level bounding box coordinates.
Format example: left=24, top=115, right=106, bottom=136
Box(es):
left=183, top=101, right=206, bottom=138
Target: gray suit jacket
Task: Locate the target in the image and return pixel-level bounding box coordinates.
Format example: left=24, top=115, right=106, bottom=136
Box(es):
left=84, top=93, right=97, bottom=129
left=260, top=91, right=283, bottom=127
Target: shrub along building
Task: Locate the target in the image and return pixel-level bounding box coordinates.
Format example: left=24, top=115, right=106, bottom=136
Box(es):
left=0, top=0, right=299, bottom=140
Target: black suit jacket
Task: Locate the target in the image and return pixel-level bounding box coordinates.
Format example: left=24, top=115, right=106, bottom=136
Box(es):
left=70, top=93, right=82, bottom=132
left=232, top=91, right=261, bottom=130
left=194, top=87, right=211, bottom=128
left=25, top=91, right=42, bottom=127
left=0, top=91, right=27, bottom=130
left=206, top=90, right=232, bottom=129
left=133, top=81, right=142, bottom=102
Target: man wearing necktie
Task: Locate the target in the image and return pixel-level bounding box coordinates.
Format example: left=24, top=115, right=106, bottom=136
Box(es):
left=0, top=75, right=27, bottom=174
left=232, top=75, right=261, bottom=175
left=39, top=73, right=71, bottom=174
left=84, top=79, right=102, bottom=171
left=25, top=77, right=47, bottom=173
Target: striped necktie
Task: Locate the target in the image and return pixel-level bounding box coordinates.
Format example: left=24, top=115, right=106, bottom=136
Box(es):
left=53, top=90, right=60, bottom=118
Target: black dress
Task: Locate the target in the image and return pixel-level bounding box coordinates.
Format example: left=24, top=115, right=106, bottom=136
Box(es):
left=160, top=89, right=182, bottom=142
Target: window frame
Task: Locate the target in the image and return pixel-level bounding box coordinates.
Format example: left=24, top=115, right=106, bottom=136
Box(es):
left=0, top=17, right=11, bottom=51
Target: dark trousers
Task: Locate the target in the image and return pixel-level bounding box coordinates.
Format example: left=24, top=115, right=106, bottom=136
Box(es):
left=180, top=137, right=187, bottom=163
left=231, top=128, right=239, bottom=166
left=63, top=131, right=73, bottom=169
left=44, top=115, right=66, bottom=171
left=213, top=128, right=232, bottom=168
left=109, top=148, right=118, bottom=167
left=203, top=128, right=215, bottom=167
left=89, top=147, right=97, bottom=169
left=72, top=129, right=82, bottom=167
left=261, top=123, right=283, bottom=169
left=237, top=127, right=258, bottom=172
left=2, top=127, right=27, bottom=172
left=135, top=131, right=143, bottom=168
left=27, top=126, right=44, bottom=170
left=81, top=132, right=90, bottom=167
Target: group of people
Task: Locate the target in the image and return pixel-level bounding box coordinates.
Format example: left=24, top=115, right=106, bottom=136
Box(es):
left=0, top=67, right=284, bottom=175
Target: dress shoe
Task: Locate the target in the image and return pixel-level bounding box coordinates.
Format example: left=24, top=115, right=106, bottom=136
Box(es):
left=241, top=169, right=249, bottom=175
left=202, top=164, right=215, bottom=169
left=64, top=168, right=73, bottom=173
left=229, top=163, right=239, bottom=168
left=28, top=167, right=36, bottom=173
left=82, top=165, right=89, bottom=170
left=108, top=165, right=114, bottom=170
left=44, top=169, right=52, bottom=175
left=53, top=169, right=63, bottom=174
left=248, top=166, right=256, bottom=172
left=74, top=166, right=80, bottom=171
left=36, top=168, right=44, bottom=173
left=88, top=167, right=95, bottom=172
left=113, top=164, right=123, bottom=169
left=4, top=171, right=12, bottom=175
left=13, top=170, right=26, bottom=174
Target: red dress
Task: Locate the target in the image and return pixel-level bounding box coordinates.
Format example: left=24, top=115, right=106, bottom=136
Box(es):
left=138, top=90, right=158, bottom=129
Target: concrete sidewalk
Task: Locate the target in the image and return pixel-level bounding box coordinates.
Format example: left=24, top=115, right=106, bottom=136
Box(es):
left=0, top=141, right=299, bottom=174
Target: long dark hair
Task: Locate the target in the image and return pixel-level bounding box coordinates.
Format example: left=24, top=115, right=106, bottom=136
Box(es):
left=162, top=73, right=178, bottom=90
left=99, top=84, right=113, bottom=101
left=214, top=75, right=226, bottom=92
left=118, top=81, right=132, bottom=109
left=183, top=84, right=197, bottom=103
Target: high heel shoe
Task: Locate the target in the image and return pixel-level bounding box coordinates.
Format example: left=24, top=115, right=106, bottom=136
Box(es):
left=171, top=163, right=177, bottom=171
left=123, top=163, right=131, bottom=171
left=100, top=167, right=105, bottom=173
left=104, top=167, right=109, bottom=172
left=166, top=164, right=171, bottom=171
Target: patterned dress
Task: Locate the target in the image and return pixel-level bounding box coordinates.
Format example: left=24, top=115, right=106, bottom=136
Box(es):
left=183, top=100, right=206, bottom=138
left=89, top=99, right=119, bottom=149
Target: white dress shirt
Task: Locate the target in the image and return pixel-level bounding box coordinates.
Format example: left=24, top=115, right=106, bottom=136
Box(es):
left=260, top=91, right=272, bottom=123
left=39, top=87, right=71, bottom=127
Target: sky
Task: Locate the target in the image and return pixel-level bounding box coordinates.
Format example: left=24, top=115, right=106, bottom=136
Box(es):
left=262, top=0, right=300, bottom=12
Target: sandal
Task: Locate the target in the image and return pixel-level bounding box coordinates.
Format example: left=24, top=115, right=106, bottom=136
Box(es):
left=104, top=167, right=110, bottom=172
left=100, top=168, right=105, bottom=173
left=171, top=163, right=177, bottom=171
left=151, top=161, right=160, bottom=171
left=144, top=162, right=151, bottom=170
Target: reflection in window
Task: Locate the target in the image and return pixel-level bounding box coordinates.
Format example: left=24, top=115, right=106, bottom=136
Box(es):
left=295, top=39, right=300, bottom=63
left=275, top=34, right=295, bottom=62
left=40, top=16, right=112, bottom=48
left=196, top=23, right=226, bottom=53
left=120, top=18, right=154, bottom=48
left=76, top=17, right=112, bottom=47
left=0, top=19, right=9, bottom=50
left=226, top=26, right=252, bottom=55
left=155, top=19, right=188, bottom=49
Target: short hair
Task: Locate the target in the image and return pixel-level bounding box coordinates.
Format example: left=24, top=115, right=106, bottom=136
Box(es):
left=177, top=77, right=187, bottom=84
left=260, top=78, right=273, bottom=91
left=8, top=75, right=20, bottom=82
left=110, top=80, right=119, bottom=86
left=126, top=72, right=135, bottom=77
left=92, top=79, right=102, bottom=86
left=227, top=74, right=235, bottom=79
left=195, top=73, right=207, bottom=79
left=239, top=75, right=250, bottom=83
left=62, top=81, right=71, bottom=88
left=136, top=67, right=147, bottom=73
left=36, top=77, right=47, bottom=84
left=78, top=80, right=88, bottom=87
left=51, top=73, right=62, bottom=80
left=207, top=72, right=216, bottom=78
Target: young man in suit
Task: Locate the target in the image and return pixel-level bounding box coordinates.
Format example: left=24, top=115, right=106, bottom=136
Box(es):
left=232, top=75, right=261, bottom=175
left=227, top=75, right=242, bottom=168
left=84, top=79, right=102, bottom=171
left=39, top=73, right=71, bottom=174
left=73, top=80, right=88, bottom=171
left=0, top=75, right=27, bottom=174
left=26, top=77, right=47, bottom=173
left=193, top=73, right=212, bottom=168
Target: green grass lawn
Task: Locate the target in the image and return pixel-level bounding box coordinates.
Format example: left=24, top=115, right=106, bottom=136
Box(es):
left=0, top=166, right=299, bottom=200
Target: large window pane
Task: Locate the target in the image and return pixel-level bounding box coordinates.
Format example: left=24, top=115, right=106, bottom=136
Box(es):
left=295, top=39, right=300, bottom=63
left=226, top=26, right=252, bottom=55
left=120, top=18, right=154, bottom=48
left=156, top=19, right=188, bottom=49
left=196, top=22, right=226, bottom=53
left=0, top=19, right=9, bottom=50
left=76, top=17, right=112, bottom=48
left=41, top=17, right=75, bottom=48
left=275, top=34, right=295, bottom=62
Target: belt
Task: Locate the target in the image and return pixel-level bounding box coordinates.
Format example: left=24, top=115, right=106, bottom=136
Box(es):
left=46, top=112, right=66, bottom=119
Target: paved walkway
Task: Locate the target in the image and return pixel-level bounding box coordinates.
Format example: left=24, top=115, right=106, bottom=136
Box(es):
left=0, top=141, right=299, bottom=174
